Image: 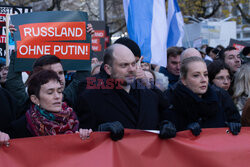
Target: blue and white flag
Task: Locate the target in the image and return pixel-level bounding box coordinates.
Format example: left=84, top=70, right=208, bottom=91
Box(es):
left=167, top=0, right=184, bottom=48
left=123, top=0, right=167, bottom=67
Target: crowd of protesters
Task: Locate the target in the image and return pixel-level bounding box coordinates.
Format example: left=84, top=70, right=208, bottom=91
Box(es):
left=0, top=24, right=249, bottom=147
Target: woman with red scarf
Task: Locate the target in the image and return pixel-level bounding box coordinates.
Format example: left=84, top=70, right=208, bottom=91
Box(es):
left=7, top=69, right=92, bottom=141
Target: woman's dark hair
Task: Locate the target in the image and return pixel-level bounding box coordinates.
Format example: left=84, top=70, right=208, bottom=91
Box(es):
left=216, top=45, right=225, bottom=51
left=206, top=46, right=214, bottom=55
left=207, top=60, right=232, bottom=84
left=27, top=69, right=61, bottom=98
left=212, top=48, right=220, bottom=55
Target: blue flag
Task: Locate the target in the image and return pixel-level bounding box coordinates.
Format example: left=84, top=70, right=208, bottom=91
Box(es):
left=167, top=0, right=184, bottom=48
left=123, top=0, right=167, bottom=67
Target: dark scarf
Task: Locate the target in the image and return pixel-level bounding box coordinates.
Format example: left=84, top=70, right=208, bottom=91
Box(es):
left=174, top=82, right=220, bottom=123
left=26, top=102, right=79, bottom=136
left=114, top=85, right=140, bottom=122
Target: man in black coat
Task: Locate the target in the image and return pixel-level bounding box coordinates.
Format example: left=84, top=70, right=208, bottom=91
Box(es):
left=77, top=44, right=176, bottom=140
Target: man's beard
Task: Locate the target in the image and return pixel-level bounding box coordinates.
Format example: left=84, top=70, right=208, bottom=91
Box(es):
left=111, top=74, right=135, bottom=87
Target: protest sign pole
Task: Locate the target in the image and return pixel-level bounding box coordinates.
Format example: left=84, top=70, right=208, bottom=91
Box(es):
left=5, top=13, right=10, bottom=66
left=99, top=0, right=105, bottom=21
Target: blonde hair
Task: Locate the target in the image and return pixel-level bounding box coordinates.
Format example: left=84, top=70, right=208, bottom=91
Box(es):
left=180, top=56, right=205, bottom=79
left=233, top=62, right=250, bottom=100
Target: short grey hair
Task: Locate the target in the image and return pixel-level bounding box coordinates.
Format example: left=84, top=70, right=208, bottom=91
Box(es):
left=153, top=71, right=169, bottom=92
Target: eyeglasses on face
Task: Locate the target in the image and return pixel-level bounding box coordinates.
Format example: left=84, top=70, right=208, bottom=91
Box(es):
left=214, top=76, right=231, bottom=82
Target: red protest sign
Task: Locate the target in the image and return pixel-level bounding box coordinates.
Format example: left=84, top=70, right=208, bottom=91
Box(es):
left=91, top=38, right=100, bottom=44
left=229, top=38, right=249, bottom=51
left=16, top=21, right=89, bottom=60
left=92, top=44, right=102, bottom=52
left=233, top=44, right=245, bottom=51
left=11, top=11, right=91, bottom=71
left=16, top=41, right=90, bottom=60
left=19, top=22, right=86, bottom=42
left=92, top=30, right=105, bottom=38
left=89, top=21, right=109, bottom=61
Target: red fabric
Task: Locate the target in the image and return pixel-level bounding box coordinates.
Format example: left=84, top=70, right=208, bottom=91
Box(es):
left=1, top=127, right=250, bottom=167
left=26, top=103, right=79, bottom=136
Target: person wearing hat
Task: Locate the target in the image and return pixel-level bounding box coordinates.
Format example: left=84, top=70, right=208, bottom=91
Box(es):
left=114, top=37, right=141, bottom=62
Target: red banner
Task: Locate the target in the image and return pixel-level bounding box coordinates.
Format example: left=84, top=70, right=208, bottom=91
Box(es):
left=1, top=128, right=250, bottom=167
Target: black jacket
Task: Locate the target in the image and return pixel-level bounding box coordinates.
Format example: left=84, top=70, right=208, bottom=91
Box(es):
left=0, top=87, right=18, bottom=134
left=9, top=115, right=32, bottom=138
left=76, top=82, right=166, bottom=131
left=164, top=82, right=240, bottom=131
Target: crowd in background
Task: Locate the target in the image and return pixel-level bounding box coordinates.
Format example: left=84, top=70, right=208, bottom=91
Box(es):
left=0, top=31, right=249, bottom=147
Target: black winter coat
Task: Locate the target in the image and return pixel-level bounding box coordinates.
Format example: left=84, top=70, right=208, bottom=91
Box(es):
left=0, top=87, right=18, bottom=134
left=76, top=83, right=166, bottom=131
left=164, top=82, right=240, bottom=131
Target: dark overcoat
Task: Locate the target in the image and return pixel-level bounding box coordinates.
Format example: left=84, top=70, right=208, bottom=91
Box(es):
left=164, top=82, right=240, bottom=131
left=76, top=84, right=165, bottom=131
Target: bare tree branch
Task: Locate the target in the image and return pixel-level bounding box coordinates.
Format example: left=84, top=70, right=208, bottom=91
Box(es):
left=203, top=2, right=221, bottom=18
left=109, top=23, right=126, bottom=36
left=234, top=1, right=250, bottom=23
left=47, top=0, right=56, bottom=11
left=47, top=0, right=62, bottom=11
left=85, top=1, right=99, bottom=19
left=196, top=2, right=221, bottom=18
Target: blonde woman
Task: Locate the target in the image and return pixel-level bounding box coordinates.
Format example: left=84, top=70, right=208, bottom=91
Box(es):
left=233, top=62, right=250, bottom=116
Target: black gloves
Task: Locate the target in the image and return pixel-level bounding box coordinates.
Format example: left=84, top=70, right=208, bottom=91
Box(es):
left=187, top=122, right=201, bottom=136
left=226, top=122, right=241, bottom=135
left=159, top=120, right=176, bottom=139
left=98, top=121, right=124, bottom=141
